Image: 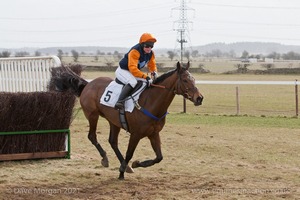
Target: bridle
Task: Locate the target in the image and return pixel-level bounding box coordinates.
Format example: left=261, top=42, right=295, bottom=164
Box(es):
left=151, top=69, right=198, bottom=101
left=174, top=71, right=198, bottom=101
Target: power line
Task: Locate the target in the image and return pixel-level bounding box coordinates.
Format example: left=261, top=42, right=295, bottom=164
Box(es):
left=193, top=2, right=300, bottom=10
left=0, top=2, right=173, bottom=21
left=0, top=17, right=173, bottom=33
left=197, top=19, right=300, bottom=28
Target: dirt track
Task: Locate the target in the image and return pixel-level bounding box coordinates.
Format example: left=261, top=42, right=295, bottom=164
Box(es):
left=1, top=117, right=299, bottom=200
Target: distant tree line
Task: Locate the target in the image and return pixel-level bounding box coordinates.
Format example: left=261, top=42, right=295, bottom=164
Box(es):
left=165, top=49, right=300, bottom=61
left=1, top=49, right=300, bottom=61
left=240, top=50, right=300, bottom=60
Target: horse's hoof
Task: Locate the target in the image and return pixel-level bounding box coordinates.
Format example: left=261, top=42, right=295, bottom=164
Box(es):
left=101, top=157, right=109, bottom=167
left=126, top=165, right=134, bottom=173
left=118, top=173, right=125, bottom=180
left=132, top=160, right=140, bottom=168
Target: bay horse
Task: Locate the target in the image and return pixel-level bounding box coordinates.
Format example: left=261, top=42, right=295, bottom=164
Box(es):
left=53, top=61, right=203, bottom=179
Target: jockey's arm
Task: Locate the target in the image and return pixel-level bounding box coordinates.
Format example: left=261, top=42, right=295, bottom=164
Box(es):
left=128, top=49, right=148, bottom=79
left=147, top=53, right=157, bottom=74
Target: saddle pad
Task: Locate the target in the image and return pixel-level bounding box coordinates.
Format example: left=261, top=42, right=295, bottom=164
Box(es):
left=100, top=81, right=146, bottom=113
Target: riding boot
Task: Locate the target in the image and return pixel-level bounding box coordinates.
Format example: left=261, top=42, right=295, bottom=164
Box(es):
left=115, top=84, right=134, bottom=110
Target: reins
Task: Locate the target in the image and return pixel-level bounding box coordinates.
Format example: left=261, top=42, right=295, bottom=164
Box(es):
left=150, top=83, right=175, bottom=94
left=132, top=71, right=186, bottom=121
left=151, top=71, right=181, bottom=95
left=150, top=83, right=166, bottom=89
left=131, top=82, right=172, bottom=121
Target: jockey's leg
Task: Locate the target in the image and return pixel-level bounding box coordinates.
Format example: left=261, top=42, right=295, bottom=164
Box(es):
left=115, top=84, right=133, bottom=110
left=115, top=67, right=137, bottom=110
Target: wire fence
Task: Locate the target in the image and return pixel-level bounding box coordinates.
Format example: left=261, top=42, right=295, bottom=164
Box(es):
left=169, top=80, right=299, bottom=117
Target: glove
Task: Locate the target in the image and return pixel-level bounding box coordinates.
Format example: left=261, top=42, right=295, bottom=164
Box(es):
left=151, top=71, right=158, bottom=80
left=146, top=76, right=153, bottom=87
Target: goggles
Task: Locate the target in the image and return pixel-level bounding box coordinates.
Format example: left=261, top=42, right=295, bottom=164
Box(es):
left=144, top=42, right=154, bottom=48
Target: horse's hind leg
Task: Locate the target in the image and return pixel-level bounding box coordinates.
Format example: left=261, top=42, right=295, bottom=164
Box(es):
left=87, top=112, right=109, bottom=167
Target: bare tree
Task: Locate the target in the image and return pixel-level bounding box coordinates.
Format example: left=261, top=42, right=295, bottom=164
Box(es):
left=241, top=50, right=249, bottom=59
left=0, top=51, right=11, bottom=58
left=267, top=51, right=281, bottom=60
left=235, top=63, right=250, bottom=73
left=35, top=51, right=41, bottom=56
left=71, top=50, right=79, bottom=62
left=191, top=50, right=199, bottom=58
left=113, top=51, right=123, bottom=62
left=184, top=50, right=191, bottom=60
left=15, top=51, right=30, bottom=57
left=167, top=51, right=176, bottom=61
left=104, top=57, right=115, bottom=67
left=57, top=49, right=63, bottom=61
left=261, top=63, right=274, bottom=70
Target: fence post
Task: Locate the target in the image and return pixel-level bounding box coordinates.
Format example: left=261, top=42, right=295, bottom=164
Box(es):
left=296, top=79, right=298, bottom=117
left=236, top=86, right=240, bottom=115
left=183, top=97, right=186, bottom=113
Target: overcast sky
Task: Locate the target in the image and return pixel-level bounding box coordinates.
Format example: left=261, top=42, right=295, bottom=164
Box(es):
left=1, top=0, right=300, bottom=49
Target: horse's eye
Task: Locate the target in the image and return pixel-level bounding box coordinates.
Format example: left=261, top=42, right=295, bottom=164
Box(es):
left=183, top=79, right=188, bottom=83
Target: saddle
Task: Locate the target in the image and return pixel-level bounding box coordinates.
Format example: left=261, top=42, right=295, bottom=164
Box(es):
left=100, top=79, right=147, bottom=132
left=100, top=80, right=146, bottom=112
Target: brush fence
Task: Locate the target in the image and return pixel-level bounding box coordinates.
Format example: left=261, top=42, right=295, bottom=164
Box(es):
left=0, top=56, right=72, bottom=161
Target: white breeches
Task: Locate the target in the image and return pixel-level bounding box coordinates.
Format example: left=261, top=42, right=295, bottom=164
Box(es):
left=115, top=66, right=145, bottom=88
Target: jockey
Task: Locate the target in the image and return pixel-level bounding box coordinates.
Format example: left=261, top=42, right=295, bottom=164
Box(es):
left=114, top=33, right=158, bottom=110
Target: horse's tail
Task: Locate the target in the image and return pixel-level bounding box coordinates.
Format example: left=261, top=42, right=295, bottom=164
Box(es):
left=49, top=64, right=88, bottom=97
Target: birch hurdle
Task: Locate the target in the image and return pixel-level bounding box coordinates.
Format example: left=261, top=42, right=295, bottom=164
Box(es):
left=0, top=56, right=72, bottom=161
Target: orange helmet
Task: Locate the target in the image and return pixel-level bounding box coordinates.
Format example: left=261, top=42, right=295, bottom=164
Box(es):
left=139, top=33, right=157, bottom=44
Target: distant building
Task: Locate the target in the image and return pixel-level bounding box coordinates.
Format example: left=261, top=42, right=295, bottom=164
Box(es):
left=265, top=58, right=274, bottom=63
left=248, top=58, right=257, bottom=63
left=241, top=58, right=257, bottom=63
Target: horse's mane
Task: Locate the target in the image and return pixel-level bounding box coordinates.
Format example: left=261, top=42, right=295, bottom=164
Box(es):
left=153, top=69, right=176, bottom=84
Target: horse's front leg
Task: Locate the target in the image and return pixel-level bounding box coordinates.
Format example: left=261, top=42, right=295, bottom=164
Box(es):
left=108, top=123, right=134, bottom=174
left=132, top=133, right=163, bottom=168
left=87, top=112, right=109, bottom=167
left=119, top=135, right=140, bottom=180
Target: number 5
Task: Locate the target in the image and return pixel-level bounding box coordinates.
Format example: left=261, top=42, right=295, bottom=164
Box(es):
left=104, top=90, right=113, bottom=102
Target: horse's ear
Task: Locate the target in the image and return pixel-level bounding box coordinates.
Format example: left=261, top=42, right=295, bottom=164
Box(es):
left=186, top=61, right=190, bottom=70
left=176, top=61, right=181, bottom=71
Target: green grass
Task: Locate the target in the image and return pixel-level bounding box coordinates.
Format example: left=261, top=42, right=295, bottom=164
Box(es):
left=167, top=113, right=300, bottom=129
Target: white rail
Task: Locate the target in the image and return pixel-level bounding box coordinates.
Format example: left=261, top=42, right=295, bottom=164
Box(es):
left=0, top=56, right=61, bottom=92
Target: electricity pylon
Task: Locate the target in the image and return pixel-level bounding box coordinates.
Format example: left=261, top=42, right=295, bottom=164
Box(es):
left=172, top=0, right=194, bottom=113
left=172, top=0, right=194, bottom=63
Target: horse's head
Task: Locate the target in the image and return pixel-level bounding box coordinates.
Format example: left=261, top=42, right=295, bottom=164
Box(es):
left=174, top=62, right=204, bottom=106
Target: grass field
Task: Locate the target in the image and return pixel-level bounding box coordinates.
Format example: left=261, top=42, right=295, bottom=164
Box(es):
left=1, top=67, right=299, bottom=199
left=80, top=70, right=299, bottom=117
